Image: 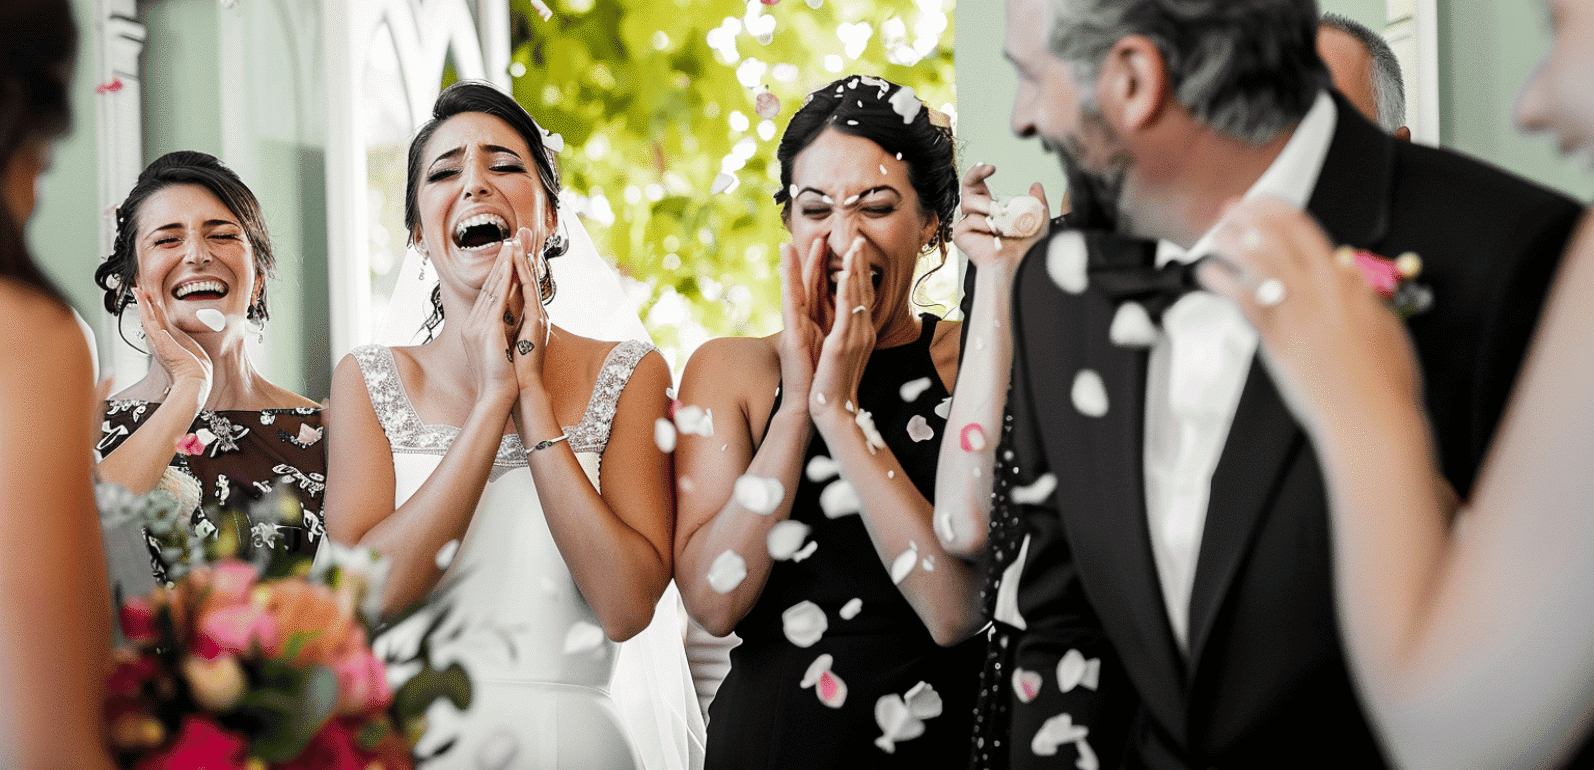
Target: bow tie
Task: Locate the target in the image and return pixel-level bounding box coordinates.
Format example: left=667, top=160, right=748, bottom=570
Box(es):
left=1079, top=231, right=1206, bottom=323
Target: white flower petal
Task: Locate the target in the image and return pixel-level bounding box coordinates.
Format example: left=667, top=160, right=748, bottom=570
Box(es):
left=562, top=621, right=605, bottom=655
left=920, top=555, right=936, bottom=572
left=839, top=597, right=862, bottom=619
left=674, top=405, right=715, bottom=436
left=195, top=428, right=217, bottom=446
left=906, top=414, right=935, bottom=442
left=1031, top=713, right=1092, bottom=760
left=898, top=376, right=933, bottom=402
left=1046, top=231, right=1089, bottom=294
left=790, top=540, right=819, bottom=562
left=819, top=478, right=861, bottom=518
left=733, top=474, right=785, bottom=515
left=855, top=409, right=886, bottom=452
left=1071, top=369, right=1109, bottom=418
left=1011, top=473, right=1058, bottom=506
left=434, top=539, right=461, bottom=571
left=195, top=308, right=227, bottom=332
left=890, top=542, right=918, bottom=584
left=782, top=600, right=828, bottom=647
left=767, top=520, right=812, bottom=560
left=707, top=550, right=748, bottom=594
left=888, top=85, right=922, bottom=124
left=805, top=454, right=840, bottom=483
left=904, top=681, right=944, bottom=720
left=1057, top=648, right=1102, bottom=692
left=874, top=693, right=926, bottom=753
left=654, top=418, right=677, bottom=452
left=711, top=172, right=738, bottom=195
left=1109, top=301, right=1158, bottom=347
left=934, top=397, right=952, bottom=419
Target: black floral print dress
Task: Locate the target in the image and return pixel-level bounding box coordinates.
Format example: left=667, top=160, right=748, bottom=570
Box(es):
left=98, top=400, right=327, bottom=583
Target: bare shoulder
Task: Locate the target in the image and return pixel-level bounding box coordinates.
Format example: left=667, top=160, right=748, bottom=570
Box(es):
left=683, top=334, right=779, bottom=384
left=0, top=281, right=91, bottom=398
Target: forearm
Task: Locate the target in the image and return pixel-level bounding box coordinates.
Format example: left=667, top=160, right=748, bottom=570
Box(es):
left=936, top=261, right=1017, bottom=556
left=678, top=408, right=812, bottom=636
left=96, top=381, right=205, bottom=494
left=816, top=407, right=985, bottom=646
left=517, top=391, right=669, bottom=640
left=357, top=398, right=512, bottom=614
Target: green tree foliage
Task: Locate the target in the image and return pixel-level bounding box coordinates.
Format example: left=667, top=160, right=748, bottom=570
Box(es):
left=507, top=0, right=956, bottom=368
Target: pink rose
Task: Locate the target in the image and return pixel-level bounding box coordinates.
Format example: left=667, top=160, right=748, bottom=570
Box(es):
left=175, top=433, right=205, bottom=456
left=180, top=654, right=247, bottom=711
left=119, top=596, right=158, bottom=646
left=755, top=89, right=781, bottom=119
left=133, top=715, right=248, bottom=770
left=208, top=560, right=259, bottom=603
left=332, top=648, right=395, bottom=716
left=196, top=603, right=281, bottom=658
left=1350, top=249, right=1403, bottom=298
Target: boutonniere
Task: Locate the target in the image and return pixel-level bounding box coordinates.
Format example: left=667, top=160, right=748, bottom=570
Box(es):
left=1341, top=247, right=1433, bottom=319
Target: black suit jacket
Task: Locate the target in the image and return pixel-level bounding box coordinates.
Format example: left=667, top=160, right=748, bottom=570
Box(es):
left=998, top=94, right=1582, bottom=769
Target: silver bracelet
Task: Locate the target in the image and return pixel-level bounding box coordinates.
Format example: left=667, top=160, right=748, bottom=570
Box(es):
left=530, top=433, right=569, bottom=452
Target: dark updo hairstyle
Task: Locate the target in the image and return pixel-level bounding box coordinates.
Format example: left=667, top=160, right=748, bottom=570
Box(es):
left=93, top=150, right=276, bottom=323
left=404, top=80, right=565, bottom=341
left=773, top=75, right=958, bottom=255
left=0, top=0, right=76, bottom=304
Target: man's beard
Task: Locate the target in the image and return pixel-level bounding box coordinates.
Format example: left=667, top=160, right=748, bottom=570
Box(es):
left=1043, top=119, right=1132, bottom=234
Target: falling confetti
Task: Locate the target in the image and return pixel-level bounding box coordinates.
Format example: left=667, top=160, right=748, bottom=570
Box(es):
left=297, top=423, right=321, bottom=446
left=855, top=409, right=886, bottom=453
left=711, top=172, right=739, bottom=195
left=754, top=86, right=780, bottom=119
left=906, top=415, right=934, bottom=442
left=707, top=550, right=748, bottom=594
left=921, top=555, right=936, bottom=572
left=960, top=423, right=988, bottom=452
left=528, top=0, right=553, bottom=21
left=790, top=540, right=818, bottom=562
left=654, top=418, right=678, bottom=452
left=888, top=85, right=922, bottom=125
left=477, top=729, right=521, bottom=770
left=195, top=428, right=217, bottom=447
left=874, top=693, right=927, bottom=753
left=1031, top=713, right=1097, bottom=768
left=767, top=520, right=813, bottom=560
left=196, top=308, right=227, bottom=332
left=782, top=600, right=828, bottom=647
left=890, top=542, right=918, bottom=584
left=1011, top=473, right=1059, bottom=506
left=806, top=455, right=840, bottom=483
left=988, top=195, right=1047, bottom=238
left=904, top=681, right=943, bottom=720
left=435, top=539, right=461, bottom=571
left=563, top=621, right=605, bottom=655
left=806, top=0, right=823, bottom=7
left=675, top=405, right=715, bottom=436
left=95, top=77, right=124, bottom=94
left=1072, top=370, right=1109, bottom=418
left=734, top=474, right=785, bottom=514
left=1013, top=668, right=1043, bottom=703
left=844, top=399, right=855, bottom=413
left=840, top=597, right=862, bottom=619
left=899, top=376, right=932, bottom=402
left=934, top=397, right=952, bottom=419
left=1109, top=302, right=1157, bottom=347
left=1047, top=231, right=1089, bottom=294
left=819, top=478, right=861, bottom=518
left=880, top=164, right=889, bottom=175
left=802, top=654, right=848, bottom=708
left=1056, top=649, right=1101, bottom=692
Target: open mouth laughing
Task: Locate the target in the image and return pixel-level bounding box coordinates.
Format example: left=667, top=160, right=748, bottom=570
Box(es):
left=453, top=212, right=512, bottom=252
left=172, top=278, right=229, bottom=301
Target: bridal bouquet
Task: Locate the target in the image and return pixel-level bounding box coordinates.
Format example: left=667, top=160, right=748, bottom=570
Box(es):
left=101, top=485, right=471, bottom=769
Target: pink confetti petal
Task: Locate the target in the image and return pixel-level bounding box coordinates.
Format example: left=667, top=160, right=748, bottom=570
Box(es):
left=95, top=77, right=123, bottom=94
left=297, top=423, right=322, bottom=446
left=960, top=423, right=988, bottom=452
left=754, top=87, right=780, bottom=119
left=176, top=433, right=205, bottom=456
left=1013, top=668, right=1043, bottom=703
left=817, top=669, right=847, bottom=708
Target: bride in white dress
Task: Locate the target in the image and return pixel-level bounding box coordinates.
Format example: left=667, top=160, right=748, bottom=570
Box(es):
left=324, top=81, right=703, bottom=769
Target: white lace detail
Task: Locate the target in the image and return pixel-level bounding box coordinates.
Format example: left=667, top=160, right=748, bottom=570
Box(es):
left=351, top=341, right=654, bottom=466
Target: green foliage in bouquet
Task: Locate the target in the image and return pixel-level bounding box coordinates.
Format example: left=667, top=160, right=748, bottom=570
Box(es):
left=505, top=0, right=957, bottom=367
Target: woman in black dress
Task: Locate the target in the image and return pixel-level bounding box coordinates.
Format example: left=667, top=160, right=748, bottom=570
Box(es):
left=675, top=75, right=984, bottom=768
left=94, top=151, right=324, bottom=582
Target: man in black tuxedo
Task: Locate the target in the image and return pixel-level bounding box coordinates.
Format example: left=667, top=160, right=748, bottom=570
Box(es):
left=978, top=0, right=1584, bottom=768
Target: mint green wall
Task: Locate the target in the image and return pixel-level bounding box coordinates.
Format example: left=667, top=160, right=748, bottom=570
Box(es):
left=29, top=0, right=107, bottom=329
left=1320, top=0, right=1385, bottom=28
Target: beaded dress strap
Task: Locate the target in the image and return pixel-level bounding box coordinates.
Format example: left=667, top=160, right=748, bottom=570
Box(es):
left=566, top=339, right=654, bottom=456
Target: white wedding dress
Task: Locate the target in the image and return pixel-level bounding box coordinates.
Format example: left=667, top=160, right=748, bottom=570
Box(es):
left=352, top=340, right=701, bottom=769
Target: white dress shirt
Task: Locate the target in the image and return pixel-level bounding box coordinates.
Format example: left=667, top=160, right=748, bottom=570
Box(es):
left=1144, top=92, right=1337, bottom=654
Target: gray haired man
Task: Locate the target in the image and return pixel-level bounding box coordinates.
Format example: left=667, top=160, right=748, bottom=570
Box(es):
left=979, top=0, right=1582, bottom=768
left=1319, top=12, right=1412, bottom=139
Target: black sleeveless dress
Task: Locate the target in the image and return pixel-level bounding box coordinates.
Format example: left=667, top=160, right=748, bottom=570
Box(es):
left=705, top=314, right=984, bottom=769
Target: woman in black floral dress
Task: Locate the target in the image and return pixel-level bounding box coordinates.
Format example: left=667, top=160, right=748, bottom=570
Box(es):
left=94, top=151, right=324, bottom=582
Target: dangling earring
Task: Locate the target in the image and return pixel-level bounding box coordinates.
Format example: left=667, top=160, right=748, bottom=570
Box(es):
left=539, top=272, right=557, bottom=305
left=419, top=254, right=429, bottom=281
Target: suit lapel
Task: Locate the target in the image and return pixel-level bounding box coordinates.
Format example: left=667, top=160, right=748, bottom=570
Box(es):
left=1020, top=248, right=1187, bottom=729
left=1184, top=96, right=1396, bottom=670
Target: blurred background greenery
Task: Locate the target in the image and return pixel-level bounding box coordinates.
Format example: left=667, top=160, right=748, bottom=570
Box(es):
left=504, top=0, right=957, bottom=370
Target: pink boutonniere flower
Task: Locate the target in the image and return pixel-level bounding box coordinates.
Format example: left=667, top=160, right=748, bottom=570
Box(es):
left=175, top=433, right=205, bottom=456
left=1347, top=249, right=1432, bottom=318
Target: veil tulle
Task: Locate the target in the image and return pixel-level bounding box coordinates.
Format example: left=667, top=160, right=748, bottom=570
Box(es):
left=381, top=212, right=706, bottom=770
